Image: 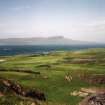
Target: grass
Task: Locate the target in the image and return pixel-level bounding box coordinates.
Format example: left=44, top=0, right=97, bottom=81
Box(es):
left=0, top=48, right=105, bottom=105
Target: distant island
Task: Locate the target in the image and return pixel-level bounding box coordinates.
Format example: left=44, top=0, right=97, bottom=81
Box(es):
left=0, top=36, right=101, bottom=45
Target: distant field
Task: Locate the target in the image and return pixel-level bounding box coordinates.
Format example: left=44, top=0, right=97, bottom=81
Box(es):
left=0, top=48, right=105, bottom=105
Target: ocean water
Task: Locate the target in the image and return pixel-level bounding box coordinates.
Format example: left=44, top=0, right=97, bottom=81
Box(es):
left=0, top=45, right=105, bottom=56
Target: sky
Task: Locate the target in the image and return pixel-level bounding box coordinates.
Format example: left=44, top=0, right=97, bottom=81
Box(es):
left=0, top=0, right=105, bottom=42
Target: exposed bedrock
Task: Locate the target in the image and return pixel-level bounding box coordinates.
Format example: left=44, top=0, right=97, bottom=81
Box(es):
left=0, top=77, right=46, bottom=101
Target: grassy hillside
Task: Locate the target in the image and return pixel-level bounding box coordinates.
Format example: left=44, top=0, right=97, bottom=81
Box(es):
left=0, top=48, right=105, bottom=105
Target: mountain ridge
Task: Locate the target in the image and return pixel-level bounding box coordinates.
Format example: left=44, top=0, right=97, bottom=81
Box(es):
left=0, top=36, right=101, bottom=45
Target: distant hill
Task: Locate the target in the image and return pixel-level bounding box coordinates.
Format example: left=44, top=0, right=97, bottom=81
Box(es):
left=0, top=36, right=100, bottom=45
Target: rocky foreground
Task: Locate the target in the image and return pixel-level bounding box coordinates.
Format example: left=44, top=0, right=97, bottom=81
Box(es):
left=80, top=93, right=105, bottom=105
left=71, top=87, right=105, bottom=105
left=0, top=77, right=46, bottom=103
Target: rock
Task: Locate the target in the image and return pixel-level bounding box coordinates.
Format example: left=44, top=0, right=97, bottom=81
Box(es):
left=65, top=75, right=72, bottom=82
left=26, top=90, right=46, bottom=101
left=79, top=93, right=105, bottom=105
left=81, top=88, right=105, bottom=94
left=70, top=90, right=88, bottom=97
left=31, top=102, right=36, bottom=105
left=71, top=87, right=105, bottom=98
left=0, top=78, right=46, bottom=101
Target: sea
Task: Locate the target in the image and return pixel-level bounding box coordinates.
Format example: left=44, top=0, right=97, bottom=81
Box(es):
left=0, top=45, right=105, bottom=56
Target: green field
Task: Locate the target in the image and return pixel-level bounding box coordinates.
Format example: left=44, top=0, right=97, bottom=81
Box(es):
left=0, top=48, right=105, bottom=105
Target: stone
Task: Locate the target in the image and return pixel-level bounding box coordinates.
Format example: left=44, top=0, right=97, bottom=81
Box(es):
left=80, top=93, right=105, bottom=105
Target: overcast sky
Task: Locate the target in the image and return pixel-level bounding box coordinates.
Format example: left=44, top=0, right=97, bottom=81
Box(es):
left=0, top=0, right=105, bottom=42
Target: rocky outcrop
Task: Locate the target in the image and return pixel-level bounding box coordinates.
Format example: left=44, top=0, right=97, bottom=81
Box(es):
left=0, top=78, right=46, bottom=101
left=78, top=87, right=105, bottom=105
left=80, top=93, right=105, bottom=105
left=71, top=87, right=105, bottom=98
left=70, top=87, right=105, bottom=105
